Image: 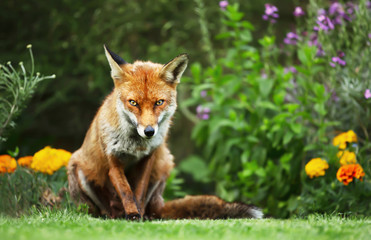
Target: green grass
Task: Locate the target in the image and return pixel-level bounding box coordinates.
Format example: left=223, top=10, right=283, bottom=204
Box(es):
left=0, top=210, right=370, bottom=240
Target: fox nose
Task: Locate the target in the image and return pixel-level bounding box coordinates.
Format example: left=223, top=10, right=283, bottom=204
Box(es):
left=144, top=126, right=155, bottom=137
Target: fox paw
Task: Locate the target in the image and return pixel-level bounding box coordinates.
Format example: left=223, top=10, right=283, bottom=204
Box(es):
left=126, top=212, right=141, bottom=221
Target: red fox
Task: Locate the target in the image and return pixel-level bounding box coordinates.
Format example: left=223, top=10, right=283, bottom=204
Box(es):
left=67, top=45, right=263, bottom=220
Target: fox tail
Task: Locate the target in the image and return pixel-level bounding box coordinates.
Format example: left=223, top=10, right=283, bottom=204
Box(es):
left=160, top=195, right=263, bottom=219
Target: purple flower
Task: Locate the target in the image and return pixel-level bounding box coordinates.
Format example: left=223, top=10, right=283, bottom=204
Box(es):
left=331, top=91, right=340, bottom=102
left=284, top=66, right=298, bottom=74
left=263, top=4, right=279, bottom=23
left=368, top=33, right=371, bottom=39
left=284, top=32, right=299, bottom=45
left=316, top=45, right=325, bottom=57
left=324, top=85, right=339, bottom=102
left=314, top=15, right=334, bottom=32
left=345, top=2, right=357, bottom=16
left=307, top=33, right=325, bottom=57
left=261, top=71, right=268, bottom=79
left=196, top=105, right=211, bottom=120
left=329, top=2, right=343, bottom=15
left=317, top=8, right=326, bottom=16
left=367, top=1, right=371, bottom=9
left=200, top=90, right=207, bottom=98
left=365, top=89, right=371, bottom=99
left=330, top=51, right=346, bottom=67
left=293, top=7, right=305, bottom=17
left=328, top=2, right=354, bottom=25
left=308, top=33, right=318, bottom=47
left=219, top=1, right=228, bottom=11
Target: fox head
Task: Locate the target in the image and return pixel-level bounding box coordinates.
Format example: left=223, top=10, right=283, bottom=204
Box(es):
left=104, top=45, right=188, bottom=139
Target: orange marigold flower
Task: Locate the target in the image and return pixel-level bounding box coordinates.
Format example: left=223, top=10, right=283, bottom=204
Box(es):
left=30, top=146, right=72, bottom=175
left=0, top=154, right=17, bottom=173
left=336, top=164, right=365, bottom=186
left=305, top=158, right=329, bottom=178
left=17, top=156, right=33, bottom=167
left=336, top=150, right=357, bottom=166
left=332, top=130, right=357, bottom=150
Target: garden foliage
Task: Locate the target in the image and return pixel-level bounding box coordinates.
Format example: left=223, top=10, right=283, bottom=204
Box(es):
left=0, top=46, right=55, bottom=143
left=181, top=0, right=371, bottom=217
left=0, top=147, right=71, bottom=216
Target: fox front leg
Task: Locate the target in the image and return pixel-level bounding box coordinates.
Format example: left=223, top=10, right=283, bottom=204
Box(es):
left=128, top=154, right=156, bottom=217
left=108, top=156, right=140, bottom=220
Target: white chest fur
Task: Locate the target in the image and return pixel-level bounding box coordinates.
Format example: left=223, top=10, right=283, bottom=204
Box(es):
left=101, top=121, right=168, bottom=161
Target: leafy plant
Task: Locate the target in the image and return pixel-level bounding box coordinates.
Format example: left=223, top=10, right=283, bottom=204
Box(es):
left=181, top=1, right=371, bottom=217
left=0, top=166, right=47, bottom=216
left=0, top=45, right=55, bottom=143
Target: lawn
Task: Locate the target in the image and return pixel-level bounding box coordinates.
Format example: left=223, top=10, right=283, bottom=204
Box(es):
left=0, top=210, right=370, bottom=240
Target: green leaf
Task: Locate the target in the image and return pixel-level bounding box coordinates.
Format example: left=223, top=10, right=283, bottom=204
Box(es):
left=241, top=21, right=255, bottom=30
left=247, top=135, right=259, bottom=144
left=240, top=30, right=252, bottom=42
left=257, top=101, right=278, bottom=111
left=7, top=146, right=19, bottom=158
left=215, top=32, right=233, bottom=40
left=259, top=78, right=274, bottom=97
left=190, top=62, right=202, bottom=84
left=314, top=103, right=327, bottom=116
left=283, top=131, right=294, bottom=145
left=178, top=155, right=210, bottom=183
left=287, top=196, right=299, bottom=212
left=284, top=103, right=300, bottom=113
left=280, top=153, right=293, bottom=165
left=313, top=83, right=325, bottom=99
left=241, top=150, right=250, bottom=164
left=259, top=36, right=275, bottom=47
left=304, top=144, right=318, bottom=152
left=290, top=123, right=302, bottom=134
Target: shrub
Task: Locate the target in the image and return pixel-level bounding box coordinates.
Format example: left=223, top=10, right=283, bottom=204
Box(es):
left=181, top=1, right=371, bottom=217
left=0, top=45, right=55, bottom=143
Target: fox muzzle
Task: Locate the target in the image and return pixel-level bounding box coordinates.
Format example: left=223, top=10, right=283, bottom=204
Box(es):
left=144, top=126, right=155, bottom=137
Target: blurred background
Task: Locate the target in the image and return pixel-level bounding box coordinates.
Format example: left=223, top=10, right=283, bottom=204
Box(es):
left=0, top=0, right=298, bottom=158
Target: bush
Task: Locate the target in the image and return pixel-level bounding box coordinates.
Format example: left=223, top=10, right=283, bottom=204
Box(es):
left=0, top=45, right=55, bottom=143
left=181, top=1, right=371, bottom=217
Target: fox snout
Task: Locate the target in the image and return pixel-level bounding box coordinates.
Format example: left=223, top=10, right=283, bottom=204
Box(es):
left=137, top=124, right=159, bottom=139
left=144, top=126, right=155, bottom=137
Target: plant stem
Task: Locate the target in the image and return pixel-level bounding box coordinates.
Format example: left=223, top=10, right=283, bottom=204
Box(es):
left=194, top=0, right=216, bottom=66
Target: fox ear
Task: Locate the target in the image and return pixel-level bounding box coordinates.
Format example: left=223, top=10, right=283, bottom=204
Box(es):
left=161, top=54, right=189, bottom=84
left=104, top=44, right=127, bottom=80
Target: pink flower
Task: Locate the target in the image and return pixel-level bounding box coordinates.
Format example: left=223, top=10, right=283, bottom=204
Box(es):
left=262, top=4, right=279, bottom=23
left=196, top=105, right=211, bottom=120
left=293, top=7, right=305, bottom=17
left=314, top=15, right=335, bottom=32
left=284, top=66, right=298, bottom=74
left=200, top=90, right=207, bottom=98
left=284, top=32, right=299, bottom=45
left=219, top=1, right=228, bottom=10
left=364, top=89, right=371, bottom=99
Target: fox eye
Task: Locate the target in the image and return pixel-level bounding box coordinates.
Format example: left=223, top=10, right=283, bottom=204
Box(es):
left=155, top=100, right=164, bottom=106
left=129, top=100, right=138, bottom=106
